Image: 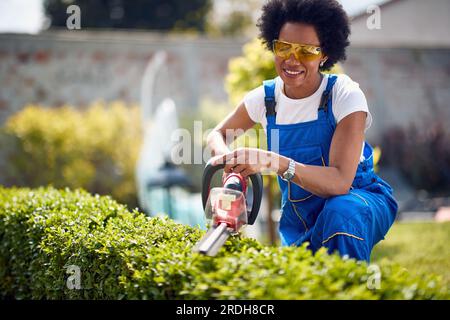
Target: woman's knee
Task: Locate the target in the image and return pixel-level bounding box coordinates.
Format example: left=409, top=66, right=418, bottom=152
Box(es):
left=322, top=192, right=369, bottom=214
left=310, top=194, right=372, bottom=260
left=321, top=193, right=370, bottom=224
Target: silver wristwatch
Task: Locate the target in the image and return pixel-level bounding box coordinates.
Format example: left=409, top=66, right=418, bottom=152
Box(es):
left=282, top=158, right=296, bottom=181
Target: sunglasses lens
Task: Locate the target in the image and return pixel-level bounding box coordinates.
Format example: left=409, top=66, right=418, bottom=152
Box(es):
left=297, top=46, right=322, bottom=61
left=274, top=41, right=292, bottom=59
left=274, top=40, right=322, bottom=61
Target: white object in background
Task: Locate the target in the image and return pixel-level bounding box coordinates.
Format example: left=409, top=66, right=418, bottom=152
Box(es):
left=435, top=207, right=450, bottom=222
left=136, top=98, right=179, bottom=213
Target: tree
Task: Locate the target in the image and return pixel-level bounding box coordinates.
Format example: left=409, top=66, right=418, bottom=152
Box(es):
left=206, top=10, right=253, bottom=37
left=206, top=0, right=262, bottom=37
left=44, top=0, right=212, bottom=32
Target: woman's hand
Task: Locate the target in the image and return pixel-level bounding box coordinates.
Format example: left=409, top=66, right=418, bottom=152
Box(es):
left=211, top=148, right=277, bottom=178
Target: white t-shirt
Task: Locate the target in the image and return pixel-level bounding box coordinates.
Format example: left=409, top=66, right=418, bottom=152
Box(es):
left=243, top=74, right=372, bottom=161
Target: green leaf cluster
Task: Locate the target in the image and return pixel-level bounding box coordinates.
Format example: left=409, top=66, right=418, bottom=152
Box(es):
left=0, top=187, right=447, bottom=299
left=0, top=102, right=141, bottom=208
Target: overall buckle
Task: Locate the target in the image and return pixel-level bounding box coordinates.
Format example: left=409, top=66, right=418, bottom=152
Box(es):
left=319, top=90, right=330, bottom=113
left=264, top=97, right=276, bottom=116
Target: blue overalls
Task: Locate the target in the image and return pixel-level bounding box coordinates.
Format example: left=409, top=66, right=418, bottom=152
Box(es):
left=264, top=74, right=398, bottom=262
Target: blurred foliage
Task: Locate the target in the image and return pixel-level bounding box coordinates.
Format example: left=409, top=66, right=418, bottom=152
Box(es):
left=180, top=98, right=273, bottom=196
left=0, top=102, right=141, bottom=208
left=0, top=186, right=448, bottom=299
left=380, top=122, right=450, bottom=195
left=373, top=146, right=381, bottom=172
left=224, top=39, right=278, bottom=199
left=44, top=0, right=212, bottom=33
left=372, top=222, right=450, bottom=287
left=205, top=0, right=260, bottom=37
left=178, top=98, right=231, bottom=191
left=206, top=10, right=253, bottom=37
left=225, top=38, right=278, bottom=107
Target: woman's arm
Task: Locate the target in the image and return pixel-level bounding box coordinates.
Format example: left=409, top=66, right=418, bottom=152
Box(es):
left=206, top=101, right=256, bottom=157
left=209, top=105, right=367, bottom=198
left=274, top=111, right=367, bottom=198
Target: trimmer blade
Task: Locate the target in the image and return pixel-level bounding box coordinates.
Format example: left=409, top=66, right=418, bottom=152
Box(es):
left=193, top=223, right=230, bottom=257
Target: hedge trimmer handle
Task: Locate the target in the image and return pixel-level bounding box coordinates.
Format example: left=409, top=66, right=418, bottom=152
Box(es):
left=201, top=159, right=263, bottom=225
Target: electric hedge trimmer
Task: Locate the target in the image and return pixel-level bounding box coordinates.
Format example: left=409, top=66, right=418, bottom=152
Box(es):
left=193, top=160, right=263, bottom=256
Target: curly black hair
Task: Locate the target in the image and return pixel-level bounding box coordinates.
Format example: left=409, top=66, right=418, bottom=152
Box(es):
left=257, top=0, right=350, bottom=71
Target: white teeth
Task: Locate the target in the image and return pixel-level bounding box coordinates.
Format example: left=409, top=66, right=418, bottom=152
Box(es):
left=285, top=69, right=302, bottom=75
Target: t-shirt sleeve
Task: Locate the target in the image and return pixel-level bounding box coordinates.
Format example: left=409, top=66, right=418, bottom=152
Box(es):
left=243, top=85, right=266, bottom=124
left=332, top=75, right=372, bottom=131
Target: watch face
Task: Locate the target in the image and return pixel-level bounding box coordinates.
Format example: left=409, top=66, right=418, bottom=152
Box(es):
left=283, top=159, right=295, bottom=181
left=283, top=172, right=294, bottom=180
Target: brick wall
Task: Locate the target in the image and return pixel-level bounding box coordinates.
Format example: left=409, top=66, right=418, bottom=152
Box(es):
left=0, top=30, right=245, bottom=124
left=1, top=30, right=449, bottom=143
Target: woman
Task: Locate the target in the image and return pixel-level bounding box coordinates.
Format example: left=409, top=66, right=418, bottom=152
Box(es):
left=207, top=0, right=398, bottom=262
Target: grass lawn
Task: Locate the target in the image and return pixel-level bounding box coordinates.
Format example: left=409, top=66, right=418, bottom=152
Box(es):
left=371, top=221, right=450, bottom=286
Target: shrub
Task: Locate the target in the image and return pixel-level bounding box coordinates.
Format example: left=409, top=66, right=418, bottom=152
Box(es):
left=380, top=122, right=450, bottom=195
left=0, top=187, right=448, bottom=299
left=0, top=102, right=141, bottom=208
left=225, top=38, right=278, bottom=107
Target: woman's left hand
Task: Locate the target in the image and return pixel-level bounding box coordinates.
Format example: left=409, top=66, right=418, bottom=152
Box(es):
left=210, top=148, right=276, bottom=177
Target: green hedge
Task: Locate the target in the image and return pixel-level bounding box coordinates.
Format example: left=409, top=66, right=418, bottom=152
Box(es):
left=0, top=187, right=448, bottom=300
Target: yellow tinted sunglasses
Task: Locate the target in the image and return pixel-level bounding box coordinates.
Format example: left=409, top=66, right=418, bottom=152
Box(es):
left=273, top=39, right=322, bottom=62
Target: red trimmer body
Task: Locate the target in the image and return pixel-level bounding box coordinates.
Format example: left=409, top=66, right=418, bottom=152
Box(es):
left=193, top=161, right=263, bottom=256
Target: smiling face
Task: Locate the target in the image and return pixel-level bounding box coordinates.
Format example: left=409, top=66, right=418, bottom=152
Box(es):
left=274, top=22, right=327, bottom=98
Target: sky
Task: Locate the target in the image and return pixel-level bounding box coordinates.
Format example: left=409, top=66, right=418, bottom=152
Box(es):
left=0, top=0, right=46, bottom=34
left=0, top=0, right=390, bottom=34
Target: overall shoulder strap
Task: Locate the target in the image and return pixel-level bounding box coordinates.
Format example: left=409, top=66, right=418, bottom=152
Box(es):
left=318, top=74, right=338, bottom=113
left=263, top=79, right=277, bottom=117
